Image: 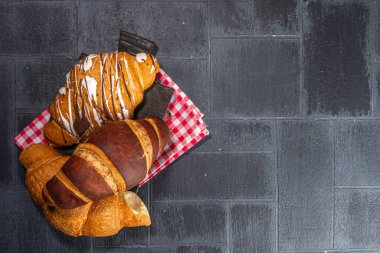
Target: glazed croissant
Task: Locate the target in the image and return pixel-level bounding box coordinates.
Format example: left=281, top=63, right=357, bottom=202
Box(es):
left=44, top=51, right=160, bottom=147
left=19, top=118, right=169, bottom=237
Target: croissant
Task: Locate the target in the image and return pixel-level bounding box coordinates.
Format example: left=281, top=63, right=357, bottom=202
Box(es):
left=44, top=51, right=160, bottom=147
left=19, top=118, right=169, bottom=237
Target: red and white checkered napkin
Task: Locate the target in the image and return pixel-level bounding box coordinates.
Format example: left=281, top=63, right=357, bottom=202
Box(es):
left=13, top=69, right=209, bottom=187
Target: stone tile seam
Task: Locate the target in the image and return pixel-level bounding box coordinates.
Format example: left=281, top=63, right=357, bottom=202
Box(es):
left=275, top=120, right=280, bottom=253
left=148, top=242, right=227, bottom=247
left=299, top=0, right=306, bottom=117
left=332, top=121, right=336, bottom=248
left=94, top=243, right=227, bottom=248
left=335, top=186, right=380, bottom=189
left=190, top=151, right=274, bottom=154
left=370, top=0, right=376, bottom=117
left=206, top=116, right=380, bottom=120
left=150, top=199, right=276, bottom=204
left=75, top=0, right=79, bottom=58
left=210, top=35, right=300, bottom=40
left=226, top=202, right=231, bottom=253
left=207, top=0, right=212, bottom=116
left=280, top=249, right=380, bottom=253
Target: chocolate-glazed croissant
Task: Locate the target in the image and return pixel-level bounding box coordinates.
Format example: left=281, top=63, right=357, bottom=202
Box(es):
left=44, top=51, right=160, bottom=147
left=19, top=118, right=170, bottom=237
left=20, top=144, right=151, bottom=237
left=42, top=118, right=169, bottom=209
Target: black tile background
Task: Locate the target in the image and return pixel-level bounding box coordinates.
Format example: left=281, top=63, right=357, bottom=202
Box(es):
left=2, top=0, right=380, bottom=252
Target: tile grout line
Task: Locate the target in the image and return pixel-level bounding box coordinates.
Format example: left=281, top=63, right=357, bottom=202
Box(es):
left=207, top=0, right=212, bottom=117
left=190, top=150, right=274, bottom=154
left=299, top=0, right=306, bottom=117
left=226, top=202, right=231, bottom=253
left=0, top=54, right=77, bottom=59
left=331, top=121, right=336, bottom=248
left=370, top=0, right=377, bottom=117
left=249, top=0, right=254, bottom=35
left=96, top=243, right=227, bottom=249
left=206, top=116, right=380, bottom=120
left=275, top=120, right=280, bottom=253
left=150, top=199, right=276, bottom=204
left=335, top=186, right=380, bottom=189
left=75, top=0, right=79, bottom=58
left=210, top=35, right=301, bottom=39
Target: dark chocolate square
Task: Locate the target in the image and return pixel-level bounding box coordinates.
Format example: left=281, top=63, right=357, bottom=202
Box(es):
left=134, top=83, right=173, bottom=120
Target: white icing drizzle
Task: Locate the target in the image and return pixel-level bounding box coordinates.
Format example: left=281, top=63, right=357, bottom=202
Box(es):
left=123, top=57, right=136, bottom=105
left=150, top=56, right=156, bottom=74
left=83, top=54, right=96, bottom=71
left=81, top=75, right=102, bottom=126
left=81, top=76, right=98, bottom=106
left=66, top=89, right=77, bottom=135
left=150, top=64, right=155, bottom=74
left=101, top=54, right=113, bottom=120
left=59, top=87, right=66, bottom=95
left=115, top=54, right=129, bottom=119
left=73, top=66, right=82, bottom=118
left=92, top=108, right=102, bottom=126
left=84, top=103, right=94, bottom=129
left=107, top=56, right=117, bottom=121
left=56, top=99, right=71, bottom=133
left=136, top=53, right=147, bottom=63
left=122, top=108, right=129, bottom=118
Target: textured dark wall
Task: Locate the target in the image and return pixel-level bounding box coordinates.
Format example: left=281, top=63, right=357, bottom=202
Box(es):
left=1, top=0, right=380, bottom=252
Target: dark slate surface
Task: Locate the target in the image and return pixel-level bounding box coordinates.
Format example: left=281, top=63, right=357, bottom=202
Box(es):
left=374, top=64, right=380, bottom=116
left=78, top=2, right=208, bottom=58
left=3, top=0, right=380, bottom=252
left=0, top=2, right=76, bottom=55
left=0, top=60, right=14, bottom=190
left=304, top=0, right=371, bottom=116
left=192, top=119, right=275, bottom=152
left=211, top=38, right=300, bottom=117
left=210, top=1, right=252, bottom=36
left=15, top=57, right=75, bottom=109
left=335, top=189, right=380, bottom=249
left=151, top=152, right=275, bottom=201
left=230, top=203, right=276, bottom=253
left=150, top=202, right=227, bottom=245
left=278, top=120, right=333, bottom=251
left=252, top=0, right=299, bottom=35
left=335, top=120, right=380, bottom=186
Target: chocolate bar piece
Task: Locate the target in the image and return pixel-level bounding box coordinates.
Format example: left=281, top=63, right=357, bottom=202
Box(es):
left=134, top=83, right=173, bottom=120
left=78, top=53, right=88, bottom=61
left=118, top=30, right=159, bottom=56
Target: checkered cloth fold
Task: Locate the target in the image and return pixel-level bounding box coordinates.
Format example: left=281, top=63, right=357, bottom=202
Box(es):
left=13, top=69, right=209, bottom=186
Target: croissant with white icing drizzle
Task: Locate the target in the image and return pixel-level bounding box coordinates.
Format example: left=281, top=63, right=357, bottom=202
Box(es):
left=44, top=51, right=160, bottom=147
